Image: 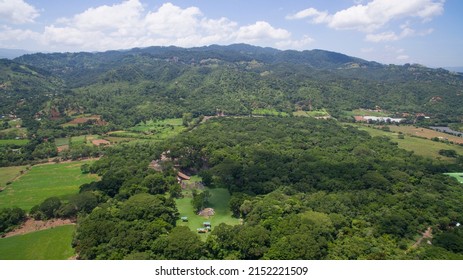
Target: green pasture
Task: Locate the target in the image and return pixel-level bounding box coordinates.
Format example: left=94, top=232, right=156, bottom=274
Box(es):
left=445, top=173, right=463, bottom=183
left=175, top=188, right=240, bottom=240
left=352, top=124, right=463, bottom=161
left=128, top=118, right=186, bottom=140
left=0, top=225, right=75, bottom=260
left=0, top=161, right=98, bottom=211
left=0, top=165, right=28, bottom=188
left=55, top=137, right=70, bottom=146
left=293, top=109, right=330, bottom=117
left=252, top=108, right=289, bottom=117
left=0, top=139, right=29, bottom=146
left=70, top=135, right=87, bottom=145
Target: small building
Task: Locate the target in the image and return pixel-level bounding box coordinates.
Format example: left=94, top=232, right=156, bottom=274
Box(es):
left=177, top=171, right=191, bottom=183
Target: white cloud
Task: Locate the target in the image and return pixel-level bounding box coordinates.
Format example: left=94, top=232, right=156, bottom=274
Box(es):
left=7, top=0, right=300, bottom=52
left=289, top=0, right=443, bottom=45
left=365, top=24, right=433, bottom=42
left=0, top=25, right=39, bottom=42
left=286, top=8, right=331, bottom=24
left=237, top=21, right=291, bottom=42
left=276, top=35, right=315, bottom=50
left=289, top=0, right=444, bottom=33
left=397, top=54, right=410, bottom=60
left=0, top=0, right=39, bottom=24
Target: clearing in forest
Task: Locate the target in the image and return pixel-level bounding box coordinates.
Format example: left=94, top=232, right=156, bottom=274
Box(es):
left=175, top=187, right=240, bottom=239
left=0, top=160, right=98, bottom=211
left=445, top=173, right=463, bottom=184
left=352, top=124, right=463, bottom=161
left=0, top=225, right=75, bottom=260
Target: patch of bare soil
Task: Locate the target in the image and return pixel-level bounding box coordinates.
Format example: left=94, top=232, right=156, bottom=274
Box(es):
left=1, top=218, right=75, bottom=238
left=198, top=208, right=215, bottom=218
left=411, top=227, right=433, bottom=249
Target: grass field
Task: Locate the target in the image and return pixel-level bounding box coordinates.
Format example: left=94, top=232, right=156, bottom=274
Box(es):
left=0, top=225, right=75, bottom=260
left=0, top=161, right=98, bottom=211
left=0, top=139, right=29, bottom=146
left=445, top=173, right=463, bottom=183
left=0, top=165, right=28, bottom=188
left=293, top=109, right=330, bottom=117
left=387, top=125, right=463, bottom=145
left=125, top=118, right=187, bottom=141
left=70, top=135, right=87, bottom=145
left=252, top=108, right=289, bottom=117
left=351, top=124, right=463, bottom=161
left=55, top=137, right=70, bottom=146
left=176, top=188, right=240, bottom=240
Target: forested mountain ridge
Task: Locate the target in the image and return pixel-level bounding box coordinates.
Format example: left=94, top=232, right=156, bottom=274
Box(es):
left=9, top=44, right=462, bottom=126
left=0, top=59, right=63, bottom=117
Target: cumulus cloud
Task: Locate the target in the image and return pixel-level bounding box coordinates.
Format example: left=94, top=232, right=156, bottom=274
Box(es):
left=286, top=8, right=331, bottom=24
left=365, top=23, right=434, bottom=42
left=0, top=0, right=307, bottom=52
left=0, top=0, right=39, bottom=24
left=289, top=0, right=444, bottom=32
left=237, top=21, right=291, bottom=41
left=397, top=54, right=410, bottom=60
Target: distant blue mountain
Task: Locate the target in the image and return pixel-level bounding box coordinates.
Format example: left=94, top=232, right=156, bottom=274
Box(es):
left=0, top=48, right=31, bottom=59
left=443, top=66, right=463, bottom=73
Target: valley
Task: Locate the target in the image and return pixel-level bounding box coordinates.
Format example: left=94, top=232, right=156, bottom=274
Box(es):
left=1, top=44, right=463, bottom=260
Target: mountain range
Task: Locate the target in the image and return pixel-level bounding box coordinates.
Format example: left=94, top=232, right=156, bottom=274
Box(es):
left=1, top=44, right=462, bottom=125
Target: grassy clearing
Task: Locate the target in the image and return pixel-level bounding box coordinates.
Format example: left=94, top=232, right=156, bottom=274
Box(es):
left=0, top=165, right=28, bottom=188
left=0, top=139, right=29, bottom=146
left=176, top=188, right=240, bottom=240
left=70, top=135, right=87, bottom=145
left=445, top=173, right=463, bottom=184
left=125, top=118, right=186, bottom=141
left=55, top=137, right=69, bottom=146
left=0, top=160, right=98, bottom=211
left=0, top=127, right=28, bottom=138
left=351, top=124, right=463, bottom=161
left=0, top=225, right=75, bottom=260
left=293, top=109, right=330, bottom=117
left=387, top=125, right=463, bottom=144
left=252, top=108, right=289, bottom=117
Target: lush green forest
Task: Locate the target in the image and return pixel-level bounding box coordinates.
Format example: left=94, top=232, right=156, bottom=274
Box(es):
left=1, top=44, right=463, bottom=260
left=68, top=117, right=463, bottom=259
left=11, top=44, right=463, bottom=126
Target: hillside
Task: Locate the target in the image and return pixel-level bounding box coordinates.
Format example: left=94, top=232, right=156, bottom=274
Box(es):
left=0, top=59, right=63, bottom=118
left=8, top=44, right=463, bottom=127
left=1, top=44, right=463, bottom=260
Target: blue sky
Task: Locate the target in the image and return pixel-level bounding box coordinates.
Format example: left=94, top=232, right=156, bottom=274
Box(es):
left=0, top=0, right=461, bottom=67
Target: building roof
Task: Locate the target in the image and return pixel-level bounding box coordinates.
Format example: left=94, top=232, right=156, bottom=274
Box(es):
left=177, top=171, right=190, bottom=180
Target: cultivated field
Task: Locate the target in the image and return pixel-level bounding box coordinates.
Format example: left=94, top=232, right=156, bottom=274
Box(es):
left=0, top=139, right=29, bottom=146
left=252, top=108, right=289, bottom=117
left=0, top=165, right=28, bottom=188
left=175, top=187, right=240, bottom=240
left=0, top=225, right=75, bottom=260
left=388, top=125, right=463, bottom=144
left=0, top=160, right=98, bottom=211
left=352, top=124, right=463, bottom=161
left=108, top=118, right=188, bottom=141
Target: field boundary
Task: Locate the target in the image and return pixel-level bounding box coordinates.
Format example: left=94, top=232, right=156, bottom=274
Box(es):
left=1, top=218, right=75, bottom=238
